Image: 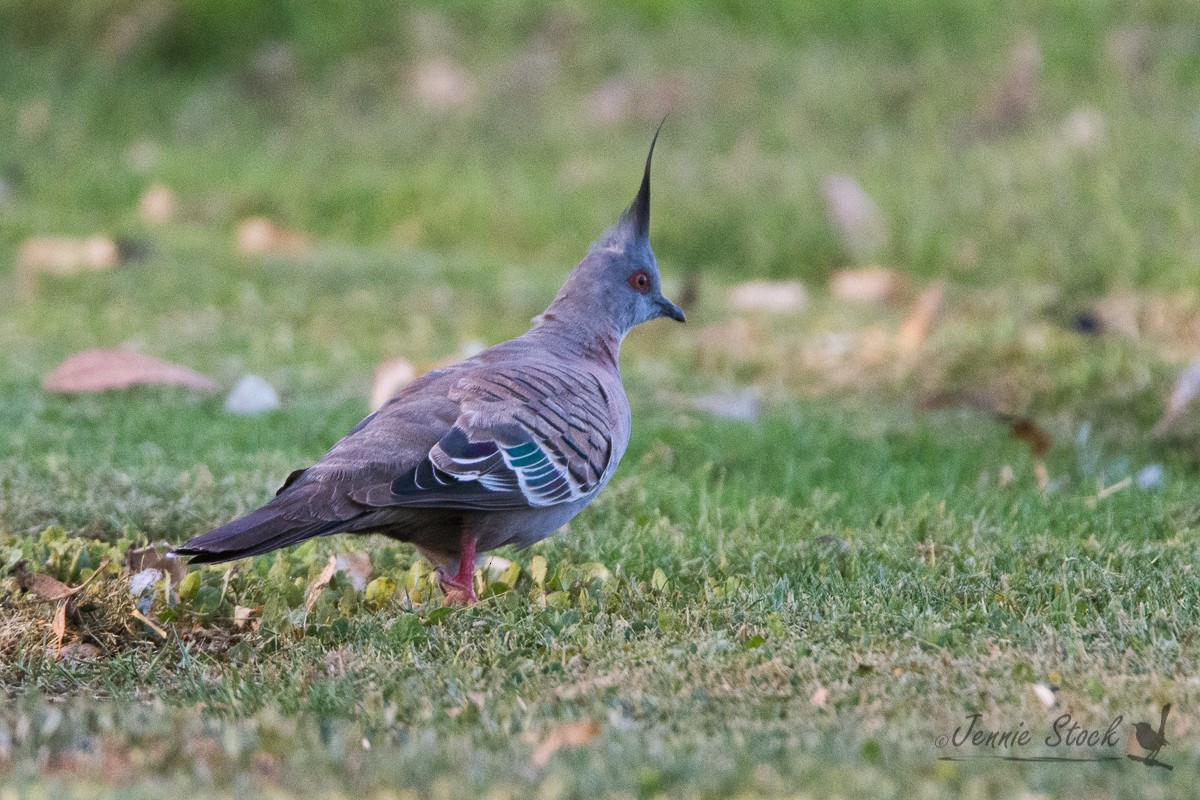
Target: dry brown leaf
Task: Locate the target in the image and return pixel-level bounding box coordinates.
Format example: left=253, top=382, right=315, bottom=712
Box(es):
left=125, top=545, right=188, bottom=585
left=370, top=358, right=417, bottom=411
left=25, top=572, right=80, bottom=602
left=59, top=642, right=102, bottom=661
left=130, top=607, right=167, bottom=639
left=335, top=552, right=372, bottom=591
left=305, top=555, right=338, bottom=613
left=51, top=603, right=67, bottom=657
left=236, top=217, right=311, bottom=257
left=829, top=267, right=908, bottom=304
left=728, top=280, right=807, bottom=314
left=531, top=721, right=601, bottom=769
left=43, top=348, right=217, bottom=394
left=821, top=175, right=888, bottom=260
left=23, top=558, right=111, bottom=602
left=138, top=185, right=176, bottom=224
left=1010, top=418, right=1051, bottom=458
left=897, top=281, right=946, bottom=354
left=233, top=606, right=260, bottom=630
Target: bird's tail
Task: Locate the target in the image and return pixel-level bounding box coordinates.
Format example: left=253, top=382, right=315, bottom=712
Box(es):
left=1160, top=703, right=1172, bottom=736
left=172, top=505, right=345, bottom=564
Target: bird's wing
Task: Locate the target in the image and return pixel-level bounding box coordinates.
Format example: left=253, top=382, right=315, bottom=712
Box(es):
left=350, top=363, right=617, bottom=511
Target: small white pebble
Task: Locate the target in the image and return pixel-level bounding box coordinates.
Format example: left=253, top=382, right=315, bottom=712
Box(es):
left=224, top=374, right=280, bottom=415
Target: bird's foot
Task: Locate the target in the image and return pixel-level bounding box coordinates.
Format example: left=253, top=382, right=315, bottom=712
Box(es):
left=438, top=571, right=478, bottom=605
left=438, top=527, right=479, bottom=605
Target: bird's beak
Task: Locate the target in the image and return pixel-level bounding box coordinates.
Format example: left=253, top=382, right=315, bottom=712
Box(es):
left=656, top=295, right=686, bottom=323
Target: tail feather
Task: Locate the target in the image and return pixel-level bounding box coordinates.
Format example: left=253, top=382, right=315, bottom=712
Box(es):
left=173, top=505, right=346, bottom=564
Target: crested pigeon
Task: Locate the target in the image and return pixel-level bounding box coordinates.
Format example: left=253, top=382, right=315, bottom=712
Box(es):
left=173, top=131, right=684, bottom=603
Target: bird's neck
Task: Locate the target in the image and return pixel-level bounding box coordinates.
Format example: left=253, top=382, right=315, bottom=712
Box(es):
left=527, top=310, right=624, bottom=369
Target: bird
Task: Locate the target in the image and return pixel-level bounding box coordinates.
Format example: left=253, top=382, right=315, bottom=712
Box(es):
left=173, top=129, right=684, bottom=604
left=1132, top=703, right=1170, bottom=765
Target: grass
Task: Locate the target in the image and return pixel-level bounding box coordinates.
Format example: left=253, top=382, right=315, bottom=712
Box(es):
left=4, top=2, right=1200, bottom=797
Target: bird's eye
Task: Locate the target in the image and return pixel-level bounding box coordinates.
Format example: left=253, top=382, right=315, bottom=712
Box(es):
left=628, top=270, right=651, bottom=294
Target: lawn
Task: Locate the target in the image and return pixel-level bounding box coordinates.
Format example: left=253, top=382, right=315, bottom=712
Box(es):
left=3, top=2, right=1200, bottom=797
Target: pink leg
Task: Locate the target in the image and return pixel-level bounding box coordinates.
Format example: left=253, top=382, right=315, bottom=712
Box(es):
left=439, top=526, right=478, bottom=605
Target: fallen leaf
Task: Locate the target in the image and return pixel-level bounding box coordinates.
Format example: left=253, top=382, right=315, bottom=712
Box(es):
left=829, top=267, right=908, bottom=304
left=364, top=578, right=396, bottom=609
left=137, top=184, right=176, bottom=224
left=371, top=358, right=417, bottom=411
left=305, top=555, right=338, bottom=614
left=897, top=281, right=946, bottom=353
left=43, top=349, right=217, bottom=394
left=232, top=605, right=258, bottom=629
left=650, top=568, right=669, bottom=593
left=728, top=280, right=807, bottom=314
left=130, top=607, right=167, bottom=639
left=58, top=642, right=102, bottom=661
left=236, top=217, right=311, bottom=256
left=821, top=175, right=888, bottom=261
left=25, top=573, right=81, bottom=602
left=22, top=558, right=111, bottom=602
left=51, top=603, right=67, bottom=657
left=531, top=721, right=601, bottom=769
left=335, top=552, right=372, bottom=591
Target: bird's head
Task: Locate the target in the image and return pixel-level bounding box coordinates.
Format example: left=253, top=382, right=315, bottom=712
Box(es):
left=538, top=125, right=685, bottom=336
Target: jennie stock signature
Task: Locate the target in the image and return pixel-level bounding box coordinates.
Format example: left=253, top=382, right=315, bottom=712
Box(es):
left=935, top=704, right=1174, bottom=770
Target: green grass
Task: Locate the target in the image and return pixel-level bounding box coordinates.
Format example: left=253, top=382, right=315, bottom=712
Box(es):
left=5, top=2, right=1200, bottom=797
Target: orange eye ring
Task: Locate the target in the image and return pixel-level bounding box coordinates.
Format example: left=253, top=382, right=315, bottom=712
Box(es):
left=628, top=270, right=651, bottom=294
